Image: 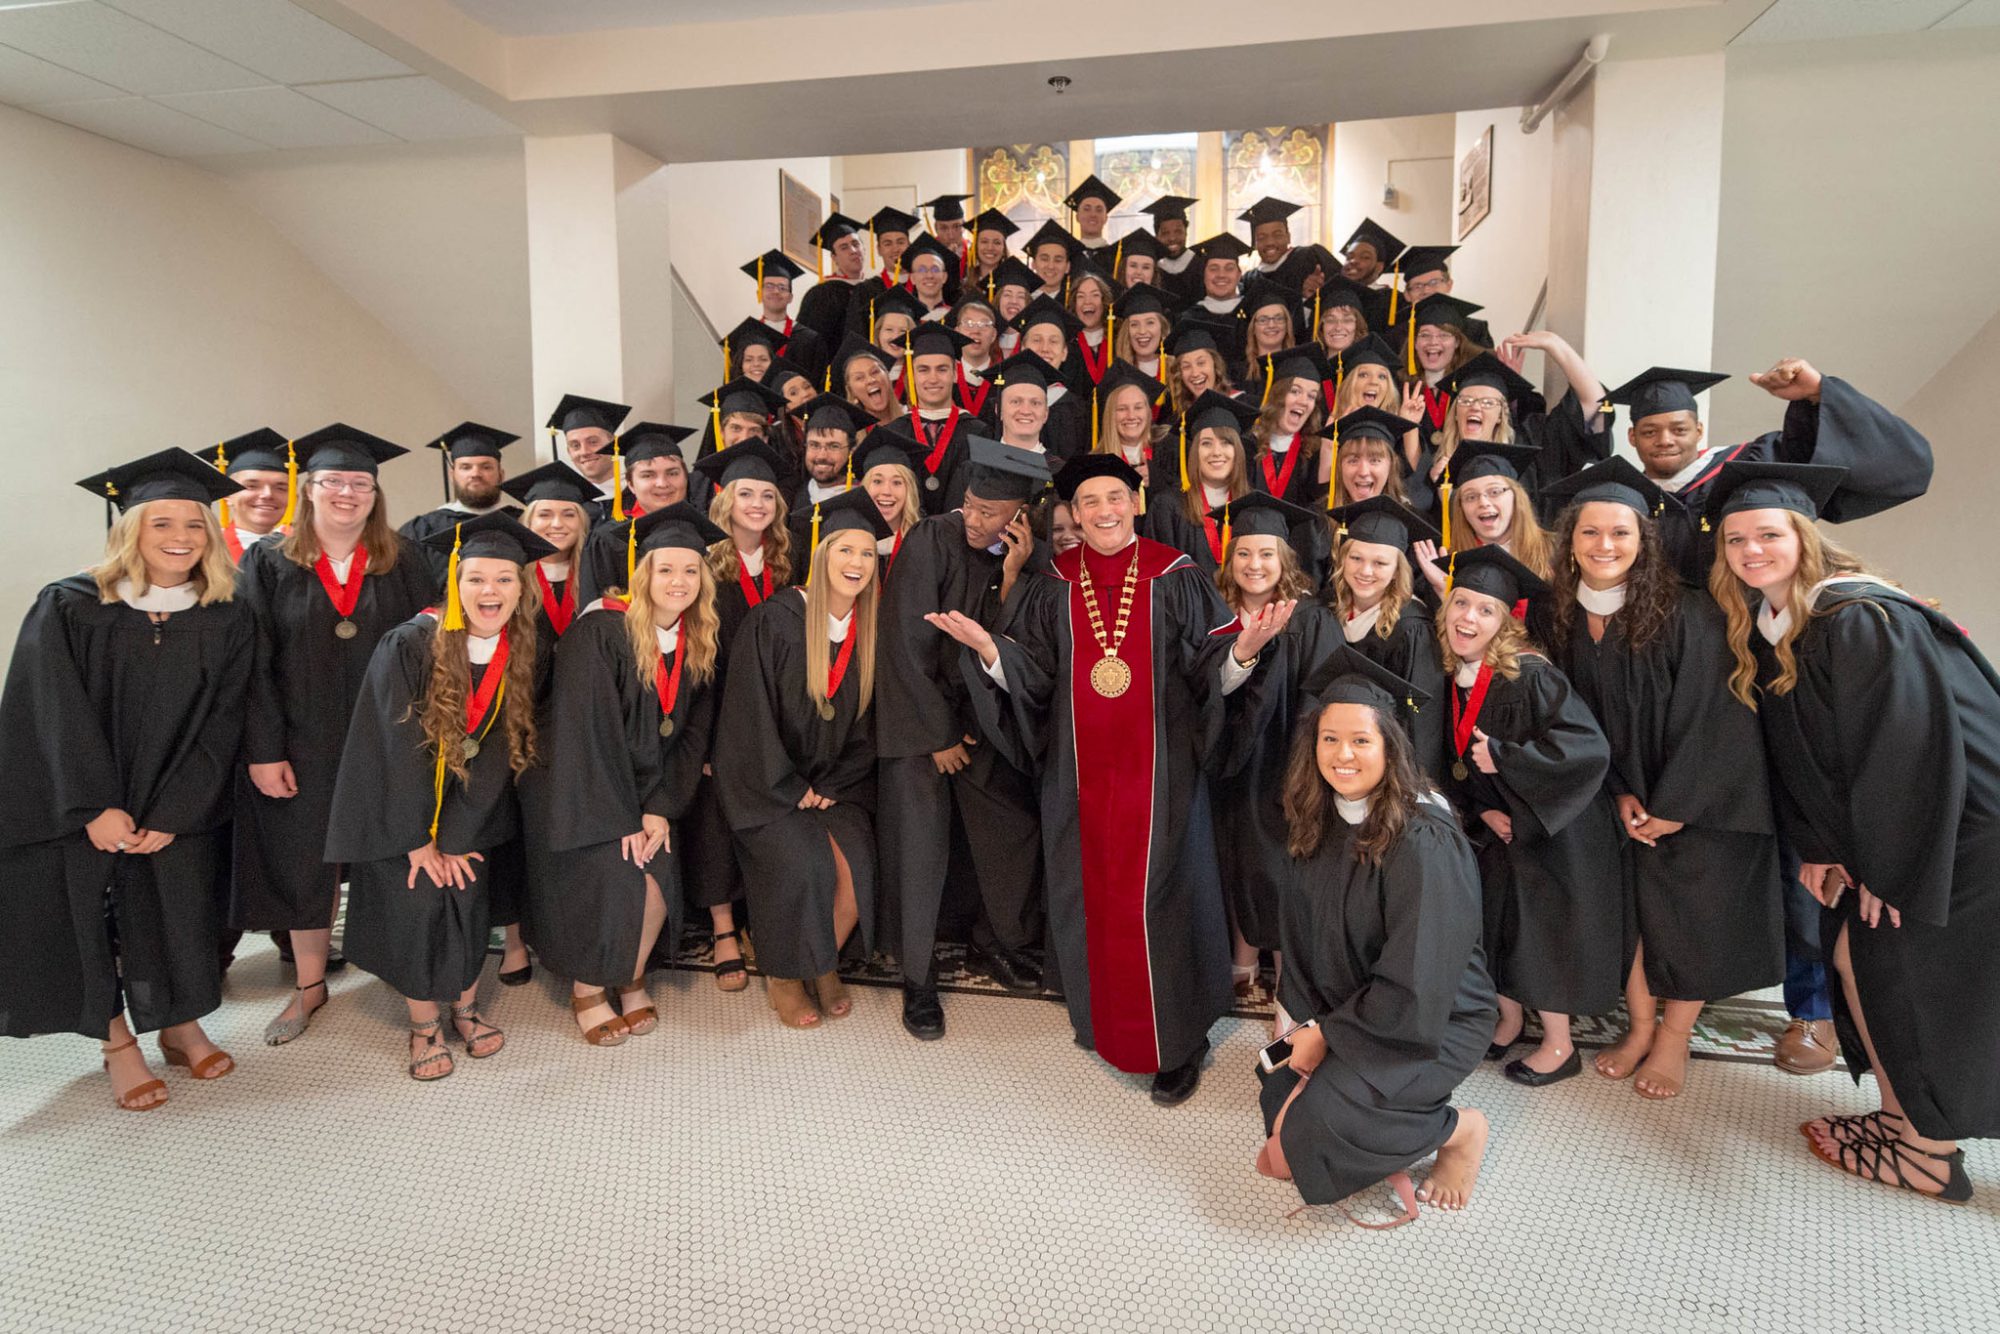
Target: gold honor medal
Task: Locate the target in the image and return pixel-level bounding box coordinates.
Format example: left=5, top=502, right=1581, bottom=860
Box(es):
left=1452, top=759, right=1468, bottom=781
left=1090, top=655, right=1132, bottom=698
left=659, top=717, right=675, bottom=738
left=817, top=699, right=837, bottom=721
left=462, top=736, right=481, bottom=761
left=334, top=619, right=358, bottom=639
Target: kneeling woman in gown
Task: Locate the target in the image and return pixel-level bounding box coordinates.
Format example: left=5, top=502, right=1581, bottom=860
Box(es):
left=1256, top=647, right=1495, bottom=1225
left=328, top=513, right=551, bottom=1081
left=525, top=504, right=725, bottom=1046
left=0, top=451, right=253, bottom=1110
left=715, top=488, right=892, bottom=1029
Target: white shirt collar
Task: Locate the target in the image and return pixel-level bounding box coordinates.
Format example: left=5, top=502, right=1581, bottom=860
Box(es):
left=1083, top=327, right=1105, bottom=348
left=806, top=478, right=845, bottom=504
left=656, top=621, right=680, bottom=652
left=467, top=631, right=501, bottom=665
left=114, top=578, right=199, bottom=613
left=1342, top=603, right=1383, bottom=643
left=327, top=552, right=356, bottom=582
left=1268, top=431, right=1295, bottom=454
left=1576, top=582, right=1627, bottom=615
left=1656, top=446, right=1721, bottom=494
left=1199, top=295, right=1240, bottom=315
left=1756, top=574, right=1894, bottom=645
left=828, top=608, right=854, bottom=643
left=1335, top=794, right=1369, bottom=825
left=1455, top=659, right=1483, bottom=687
left=1157, top=250, right=1194, bottom=274
left=1047, top=384, right=1068, bottom=406
left=739, top=545, right=766, bottom=576
left=234, top=526, right=275, bottom=548
left=539, top=559, right=571, bottom=581
left=442, top=500, right=503, bottom=515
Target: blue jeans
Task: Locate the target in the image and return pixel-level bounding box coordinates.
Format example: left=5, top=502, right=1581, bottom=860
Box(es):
left=1779, top=841, right=1833, bottom=1021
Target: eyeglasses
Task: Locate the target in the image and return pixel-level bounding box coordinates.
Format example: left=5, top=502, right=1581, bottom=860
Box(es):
left=1252, top=313, right=1291, bottom=327
left=956, top=318, right=995, bottom=330
left=312, top=478, right=377, bottom=496
left=1457, top=395, right=1508, bottom=412
left=1405, top=276, right=1449, bottom=297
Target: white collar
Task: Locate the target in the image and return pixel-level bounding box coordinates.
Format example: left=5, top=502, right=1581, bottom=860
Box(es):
left=828, top=608, right=854, bottom=643
left=1342, top=602, right=1383, bottom=643
left=1255, top=252, right=1289, bottom=273
left=1656, top=446, right=1720, bottom=494
left=806, top=478, right=845, bottom=503
left=1138, top=356, right=1161, bottom=376
left=656, top=621, right=680, bottom=652
left=539, top=559, right=571, bottom=581
left=1199, top=295, right=1240, bottom=314
left=326, top=551, right=357, bottom=581
left=1047, top=384, right=1068, bottom=406
left=1576, top=582, right=1627, bottom=615
left=1756, top=574, right=1894, bottom=645
left=442, top=500, right=502, bottom=515
left=1083, top=327, right=1105, bottom=347
left=1119, top=442, right=1147, bottom=463
left=761, top=314, right=789, bottom=330
left=918, top=406, right=953, bottom=420
left=1268, top=431, right=1295, bottom=453
left=1335, top=794, right=1369, bottom=825
left=1201, top=483, right=1231, bottom=509
left=738, top=545, right=766, bottom=576
left=1157, top=250, right=1194, bottom=273
left=115, top=577, right=199, bottom=613
left=234, top=526, right=275, bottom=548
left=1455, top=659, right=1483, bottom=687
left=962, top=356, right=990, bottom=376
left=877, top=534, right=898, bottom=556
left=467, top=631, right=500, bottom=665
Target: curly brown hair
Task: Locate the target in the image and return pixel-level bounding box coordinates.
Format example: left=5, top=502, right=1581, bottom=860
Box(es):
left=415, top=578, right=542, bottom=783
left=1282, top=697, right=1430, bottom=865
left=1546, top=500, right=1681, bottom=657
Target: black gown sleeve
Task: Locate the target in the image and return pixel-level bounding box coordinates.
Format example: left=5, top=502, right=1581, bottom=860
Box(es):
left=1484, top=656, right=1612, bottom=839
left=542, top=613, right=652, bottom=850
left=714, top=602, right=811, bottom=819
left=0, top=586, right=122, bottom=846
left=1760, top=376, right=1933, bottom=521
left=646, top=676, right=714, bottom=822
left=1641, top=596, right=1773, bottom=835
left=236, top=543, right=291, bottom=766
left=959, top=570, right=1063, bottom=775
left=133, top=609, right=255, bottom=834
left=324, top=624, right=438, bottom=863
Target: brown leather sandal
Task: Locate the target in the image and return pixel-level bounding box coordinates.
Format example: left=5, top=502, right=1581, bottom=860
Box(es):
left=767, top=977, right=822, bottom=1028
left=616, top=979, right=658, bottom=1036
left=102, top=1036, right=167, bottom=1112
left=159, top=1039, right=235, bottom=1081
left=810, top=970, right=852, bottom=1020
left=570, top=989, right=630, bottom=1047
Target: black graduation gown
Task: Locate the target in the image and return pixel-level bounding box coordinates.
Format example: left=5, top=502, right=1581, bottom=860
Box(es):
left=521, top=608, right=713, bottom=986
left=796, top=276, right=863, bottom=349
left=232, top=538, right=435, bottom=931
left=1752, top=583, right=2000, bottom=1140
left=1140, top=500, right=1227, bottom=579
left=713, top=591, right=877, bottom=980
left=1043, top=389, right=1092, bottom=464
left=775, top=320, right=830, bottom=386
left=888, top=413, right=976, bottom=518
left=1654, top=377, right=1932, bottom=586
left=1412, top=389, right=1607, bottom=529
left=1215, top=599, right=1345, bottom=950
left=1441, top=654, right=1624, bottom=1015
left=1250, top=434, right=1328, bottom=510
left=1342, top=596, right=1451, bottom=785
left=874, top=515, right=1043, bottom=979
left=326, top=618, right=533, bottom=1004
left=1260, top=804, right=1497, bottom=1206
left=0, top=579, right=252, bottom=1039
left=964, top=539, right=1236, bottom=1074
left=1555, top=592, right=1781, bottom=1001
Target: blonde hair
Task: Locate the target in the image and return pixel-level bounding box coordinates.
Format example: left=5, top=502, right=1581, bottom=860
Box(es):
left=1444, top=474, right=1552, bottom=578
left=624, top=546, right=721, bottom=689
left=1333, top=364, right=1400, bottom=417
left=521, top=498, right=589, bottom=571
left=1215, top=534, right=1312, bottom=611
left=417, top=578, right=542, bottom=782
left=863, top=461, right=924, bottom=536
left=1113, top=311, right=1170, bottom=365
left=705, top=480, right=793, bottom=587
left=1707, top=511, right=1879, bottom=708
left=90, top=501, right=237, bottom=606
left=1094, top=382, right=1161, bottom=458
left=1176, top=427, right=1252, bottom=524
left=1331, top=538, right=1415, bottom=641
left=1433, top=586, right=1534, bottom=681
left=1330, top=434, right=1410, bottom=507
left=278, top=476, right=402, bottom=574
left=1431, top=396, right=1517, bottom=474
left=803, top=535, right=880, bottom=715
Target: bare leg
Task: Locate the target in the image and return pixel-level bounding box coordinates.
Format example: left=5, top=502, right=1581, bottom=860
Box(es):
left=1255, top=1074, right=1311, bottom=1181
left=500, top=922, right=529, bottom=975
left=448, top=982, right=504, bottom=1057
left=709, top=902, right=742, bottom=968
left=158, top=1018, right=225, bottom=1066
left=405, top=998, right=453, bottom=1080
left=1634, top=999, right=1702, bottom=1099
left=1231, top=920, right=1257, bottom=996
left=1416, top=1108, right=1490, bottom=1210
left=1595, top=949, right=1658, bottom=1079
left=101, top=1013, right=167, bottom=1109
left=1519, top=1010, right=1573, bottom=1075
left=572, top=979, right=620, bottom=1038
left=1490, top=994, right=1524, bottom=1048
left=616, top=874, right=666, bottom=1035
left=274, top=926, right=331, bottom=1028
left=816, top=836, right=858, bottom=1018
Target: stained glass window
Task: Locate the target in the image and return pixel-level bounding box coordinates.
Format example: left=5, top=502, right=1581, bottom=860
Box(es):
left=1224, top=126, right=1326, bottom=245
left=971, top=143, right=1071, bottom=231
left=1093, top=133, right=1197, bottom=239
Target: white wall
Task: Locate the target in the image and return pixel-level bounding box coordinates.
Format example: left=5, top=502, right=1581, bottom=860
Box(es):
left=0, top=103, right=477, bottom=649
left=614, top=138, right=678, bottom=428
left=1449, top=109, right=1553, bottom=353
left=836, top=148, right=968, bottom=236
left=1328, top=115, right=1454, bottom=269
left=665, top=155, right=836, bottom=338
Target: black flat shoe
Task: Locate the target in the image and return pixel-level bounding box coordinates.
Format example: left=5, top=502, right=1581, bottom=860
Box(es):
left=498, top=959, right=534, bottom=987
left=901, top=984, right=945, bottom=1041
left=971, top=941, right=1042, bottom=994
left=324, top=949, right=348, bottom=975
left=1504, top=1048, right=1582, bottom=1087
left=1150, top=1041, right=1208, bottom=1106
left=1486, top=1027, right=1526, bottom=1062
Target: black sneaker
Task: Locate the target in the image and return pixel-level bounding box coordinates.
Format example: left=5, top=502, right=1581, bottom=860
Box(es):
left=901, top=984, right=945, bottom=1041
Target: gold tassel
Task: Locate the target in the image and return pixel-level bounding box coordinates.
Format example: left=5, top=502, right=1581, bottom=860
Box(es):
left=1138, top=482, right=1147, bottom=515
left=1388, top=258, right=1401, bottom=324
left=610, top=437, right=625, bottom=521
left=846, top=450, right=854, bottom=487
left=905, top=345, right=917, bottom=408
left=1312, top=286, right=1322, bottom=335
left=278, top=440, right=299, bottom=528
left=1221, top=501, right=1232, bottom=550
left=442, top=523, right=466, bottom=631
left=755, top=255, right=764, bottom=307
left=1262, top=360, right=1274, bottom=407
left=430, top=744, right=448, bottom=842
left=1405, top=315, right=1418, bottom=378
left=1439, top=478, right=1454, bottom=552
left=806, top=504, right=822, bottom=587
left=868, top=222, right=877, bottom=271
left=1091, top=387, right=1100, bottom=451
left=1105, top=311, right=1116, bottom=358
left=823, top=364, right=833, bottom=393
left=213, top=441, right=232, bottom=528
left=722, top=336, right=731, bottom=382
left=868, top=297, right=877, bottom=344
left=816, top=235, right=825, bottom=280
left=626, top=514, right=638, bottom=592
left=1178, top=416, right=1189, bottom=491
left=711, top=402, right=724, bottom=448
left=1113, top=237, right=1125, bottom=276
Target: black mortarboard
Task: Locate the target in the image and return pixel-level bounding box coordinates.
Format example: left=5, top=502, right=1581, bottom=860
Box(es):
left=1238, top=277, right=1296, bottom=318
left=1054, top=452, right=1143, bottom=502
left=863, top=285, right=927, bottom=330
left=764, top=357, right=812, bottom=393
left=901, top=232, right=958, bottom=273
left=1063, top=175, right=1122, bottom=211
left=621, top=421, right=695, bottom=464
left=1605, top=366, right=1731, bottom=423
left=1141, top=195, right=1197, bottom=225
left=1112, top=280, right=1172, bottom=322
left=1093, top=360, right=1168, bottom=413
left=740, top=248, right=806, bottom=285
left=1410, top=293, right=1485, bottom=332
left=501, top=460, right=600, bottom=509
left=213, top=428, right=289, bottom=475
left=1450, top=352, right=1536, bottom=402
left=905, top=322, right=973, bottom=361
left=799, top=394, right=874, bottom=436
left=700, top=376, right=786, bottom=420
left=429, top=421, right=517, bottom=461
left=963, top=437, right=1053, bottom=503
left=1237, top=196, right=1303, bottom=228
left=1110, top=228, right=1163, bottom=263
left=807, top=484, right=895, bottom=542
left=852, top=432, right=923, bottom=480
left=920, top=193, right=972, bottom=222
left=968, top=207, right=1021, bottom=239
left=1327, top=406, right=1414, bottom=449
left=691, top=438, right=784, bottom=490
left=1194, top=233, right=1253, bottom=263
left=1396, top=244, right=1459, bottom=277
left=546, top=393, right=630, bottom=437
left=1342, top=218, right=1405, bottom=265
left=990, top=349, right=1059, bottom=393
left=1257, top=343, right=1332, bottom=387
left=1703, top=460, right=1848, bottom=524
left=291, top=423, right=406, bottom=475
left=1446, top=545, right=1549, bottom=605
left=1300, top=643, right=1431, bottom=717
left=1329, top=494, right=1440, bottom=551
left=722, top=316, right=786, bottom=356
left=832, top=336, right=895, bottom=383
left=78, top=447, right=244, bottom=513
left=1011, top=295, right=1084, bottom=339
left=632, top=501, right=727, bottom=557
left=811, top=212, right=866, bottom=248
left=1206, top=489, right=1320, bottom=543
left=985, top=256, right=1040, bottom=294
left=1023, top=218, right=1084, bottom=260
left=868, top=205, right=920, bottom=239
left=1541, top=456, right=1667, bottom=520
left=1163, top=315, right=1237, bottom=358
left=1339, top=334, right=1400, bottom=373
left=1443, top=438, right=1542, bottom=485
left=1312, top=275, right=1368, bottom=312
left=420, top=510, right=557, bottom=566
left=1179, top=389, right=1260, bottom=440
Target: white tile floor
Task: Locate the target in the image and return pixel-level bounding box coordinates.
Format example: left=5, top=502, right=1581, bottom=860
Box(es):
left=2, top=943, right=1995, bottom=1334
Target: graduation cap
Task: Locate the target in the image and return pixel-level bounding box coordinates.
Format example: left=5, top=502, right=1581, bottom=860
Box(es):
left=1111, top=281, right=1173, bottom=323
left=1330, top=405, right=1417, bottom=447
left=983, top=256, right=1041, bottom=298
left=722, top=316, right=786, bottom=359
left=1163, top=315, right=1237, bottom=359
left=1011, top=295, right=1085, bottom=341
left=1022, top=218, right=1084, bottom=260
left=1341, top=218, right=1405, bottom=266
left=1054, top=451, right=1143, bottom=502
left=501, top=460, right=600, bottom=510
left=1238, top=277, right=1296, bottom=318
left=1193, top=233, right=1253, bottom=264
left=1205, top=490, right=1321, bottom=559
left=1300, top=644, right=1431, bottom=718
left=901, top=232, right=958, bottom=275
left=212, top=428, right=290, bottom=476
left=292, top=423, right=407, bottom=475
left=990, top=349, right=1061, bottom=393
left=1702, top=460, right=1848, bottom=525
left=1442, top=438, right=1542, bottom=485
left=763, top=356, right=812, bottom=395
left=1063, top=174, right=1122, bottom=212
left=1410, top=293, right=1485, bottom=332
left=868, top=205, right=920, bottom=239
left=740, top=248, right=806, bottom=286
left=962, top=436, right=1053, bottom=503
left=1109, top=228, right=1163, bottom=265
left=1256, top=343, right=1333, bottom=391
left=852, top=432, right=923, bottom=482
left=421, top=510, right=556, bottom=567
left=1237, top=196, right=1303, bottom=229
left=78, top=448, right=244, bottom=523
left=920, top=193, right=972, bottom=223
left=1450, top=352, right=1535, bottom=404
left=801, top=484, right=895, bottom=567
left=546, top=393, right=631, bottom=438
left=692, top=437, right=784, bottom=490
left=700, top=376, right=787, bottom=421
left=1605, top=366, right=1731, bottom=423
left=1337, top=333, right=1401, bottom=375
left=905, top=322, right=973, bottom=361
left=1396, top=244, right=1459, bottom=279
left=1178, top=390, right=1261, bottom=441
left=1312, top=274, right=1369, bottom=313
left=1329, top=494, right=1440, bottom=551
left=1541, top=456, right=1669, bottom=521
left=425, top=421, right=518, bottom=500
left=831, top=335, right=895, bottom=389
left=967, top=207, right=1021, bottom=240
left=811, top=212, right=865, bottom=248
left=1097, top=359, right=1168, bottom=402
left=621, top=422, right=695, bottom=464
left=1141, top=195, right=1198, bottom=225
left=631, top=502, right=727, bottom=558
left=863, top=285, right=927, bottom=338
left=798, top=394, right=874, bottom=437
left=1446, top=544, right=1549, bottom=606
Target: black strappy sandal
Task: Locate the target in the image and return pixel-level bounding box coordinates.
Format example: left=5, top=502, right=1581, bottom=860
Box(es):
left=1808, top=1128, right=1973, bottom=1204
left=448, top=1003, right=506, bottom=1059
left=1802, top=1110, right=1904, bottom=1152
left=409, top=1018, right=454, bottom=1082
left=712, top=929, right=749, bottom=994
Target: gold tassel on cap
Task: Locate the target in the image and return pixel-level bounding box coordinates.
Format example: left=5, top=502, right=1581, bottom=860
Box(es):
left=1178, top=416, right=1189, bottom=491
left=1261, top=360, right=1274, bottom=407
left=905, top=346, right=917, bottom=408
left=442, top=522, right=466, bottom=631
left=610, top=437, right=626, bottom=521
left=1388, top=258, right=1401, bottom=324
left=625, top=514, right=638, bottom=592
left=868, top=222, right=877, bottom=271
left=213, top=442, right=232, bottom=528
left=806, top=504, right=822, bottom=587
left=755, top=255, right=764, bottom=306
left=1221, top=501, right=1233, bottom=551
left=711, top=401, right=724, bottom=449
left=722, top=336, right=732, bottom=382
left=1405, top=316, right=1419, bottom=378
left=278, top=439, right=299, bottom=529
left=1091, top=387, right=1100, bottom=452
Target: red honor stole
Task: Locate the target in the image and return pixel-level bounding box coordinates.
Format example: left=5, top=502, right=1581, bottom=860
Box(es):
left=535, top=563, right=575, bottom=637
left=737, top=552, right=773, bottom=606
left=1075, top=331, right=1111, bottom=385
left=315, top=549, right=367, bottom=623
left=464, top=631, right=510, bottom=745
left=1422, top=382, right=1452, bottom=429
left=1451, top=662, right=1494, bottom=776
left=922, top=405, right=962, bottom=480
left=1259, top=440, right=1302, bottom=498
left=956, top=365, right=992, bottom=416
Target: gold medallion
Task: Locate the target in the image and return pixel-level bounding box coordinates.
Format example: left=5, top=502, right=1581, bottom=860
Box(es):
left=462, top=736, right=481, bottom=761
left=1089, top=655, right=1133, bottom=698
left=334, top=619, right=358, bottom=639
left=1451, top=760, right=1468, bottom=781
left=817, top=699, right=837, bottom=721
left=659, top=718, right=675, bottom=738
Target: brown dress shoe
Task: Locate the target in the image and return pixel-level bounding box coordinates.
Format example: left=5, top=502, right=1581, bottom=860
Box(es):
left=1774, top=1018, right=1838, bottom=1074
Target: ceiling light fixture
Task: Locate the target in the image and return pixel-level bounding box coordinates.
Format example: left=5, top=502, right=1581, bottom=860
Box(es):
left=1047, top=75, right=1072, bottom=94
